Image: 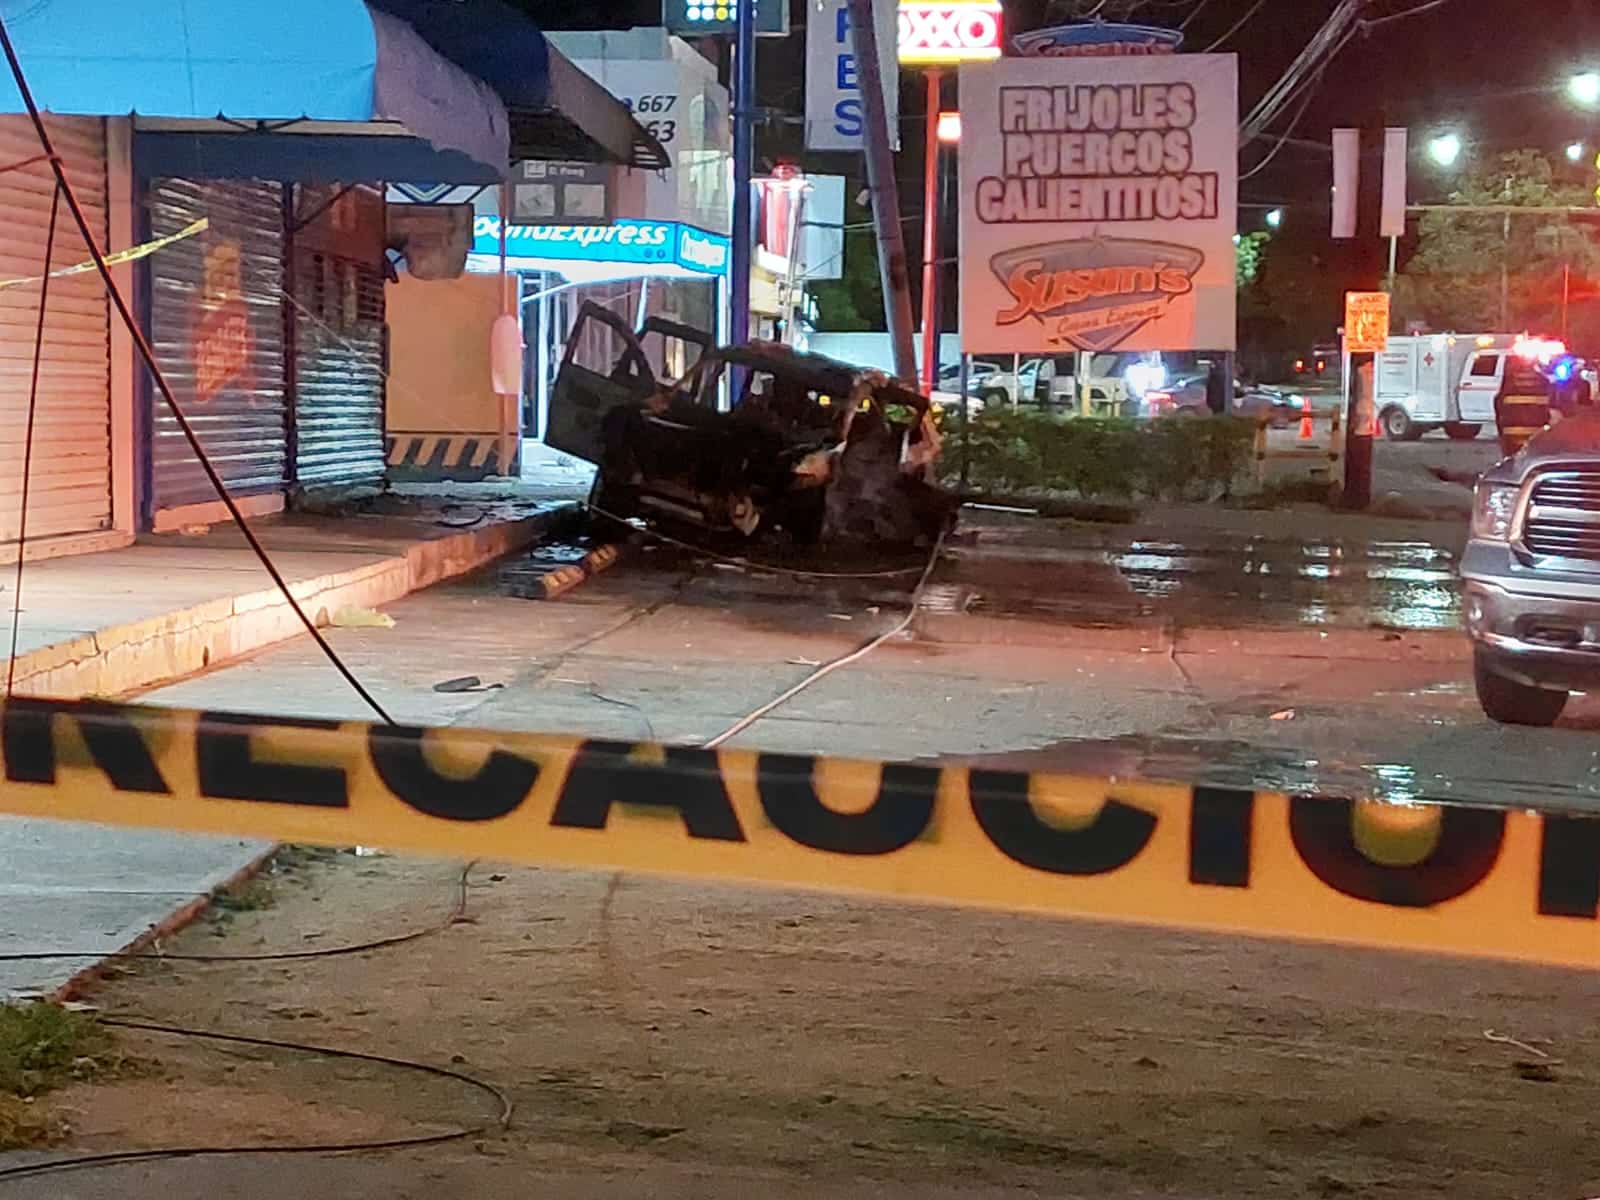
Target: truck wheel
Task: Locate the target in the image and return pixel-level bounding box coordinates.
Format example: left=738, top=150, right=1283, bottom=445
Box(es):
left=1473, top=649, right=1568, bottom=726
left=979, top=389, right=1007, bottom=408
left=1444, top=422, right=1482, bottom=441
left=1381, top=407, right=1415, bottom=441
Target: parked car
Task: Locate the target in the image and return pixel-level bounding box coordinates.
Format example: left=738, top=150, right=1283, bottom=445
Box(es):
left=972, top=357, right=1131, bottom=416
left=1461, top=410, right=1600, bottom=725
left=1141, top=375, right=1305, bottom=426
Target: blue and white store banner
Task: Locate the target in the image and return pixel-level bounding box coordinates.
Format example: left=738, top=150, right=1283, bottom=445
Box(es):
left=468, top=216, right=730, bottom=284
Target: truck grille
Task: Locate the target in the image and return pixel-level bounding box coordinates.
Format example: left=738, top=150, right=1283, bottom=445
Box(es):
left=1523, top=471, right=1600, bottom=565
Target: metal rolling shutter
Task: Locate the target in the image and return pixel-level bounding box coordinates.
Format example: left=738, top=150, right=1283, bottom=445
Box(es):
left=291, top=184, right=386, bottom=488
left=0, top=115, right=112, bottom=542
left=148, top=178, right=287, bottom=511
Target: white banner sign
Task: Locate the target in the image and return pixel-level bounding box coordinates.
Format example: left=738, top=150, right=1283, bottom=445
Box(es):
left=958, top=54, right=1238, bottom=354
left=805, top=0, right=899, bottom=152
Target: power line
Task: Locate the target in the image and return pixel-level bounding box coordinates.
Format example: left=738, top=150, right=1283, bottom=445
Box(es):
left=0, top=14, right=397, bottom=727
left=1203, top=0, right=1269, bottom=52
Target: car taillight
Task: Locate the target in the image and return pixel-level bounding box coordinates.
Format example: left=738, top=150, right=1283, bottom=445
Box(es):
left=1146, top=391, right=1174, bottom=410
left=1294, top=358, right=1305, bottom=372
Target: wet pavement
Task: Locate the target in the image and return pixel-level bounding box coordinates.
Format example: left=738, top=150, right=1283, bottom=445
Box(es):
left=132, top=504, right=1600, bottom=820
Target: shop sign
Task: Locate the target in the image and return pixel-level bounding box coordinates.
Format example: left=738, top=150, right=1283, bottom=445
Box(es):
left=662, top=0, right=788, bottom=36
left=897, top=0, right=1003, bottom=65
left=472, top=217, right=730, bottom=276
left=1012, top=22, right=1183, bottom=57
left=958, top=53, right=1238, bottom=354
left=805, top=0, right=900, bottom=152
left=512, top=161, right=612, bottom=226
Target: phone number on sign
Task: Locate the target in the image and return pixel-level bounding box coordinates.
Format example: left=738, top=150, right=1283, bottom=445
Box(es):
left=626, top=95, right=678, bottom=144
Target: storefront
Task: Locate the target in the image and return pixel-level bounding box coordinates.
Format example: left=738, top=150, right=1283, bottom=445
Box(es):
left=473, top=216, right=731, bottom=441
left=140, top=177, right=391, bottom=529
left=0, top=114, right=133, bottom=559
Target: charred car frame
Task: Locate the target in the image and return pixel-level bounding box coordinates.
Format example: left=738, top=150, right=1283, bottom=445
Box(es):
left=546, top=303, right=948, bottom=546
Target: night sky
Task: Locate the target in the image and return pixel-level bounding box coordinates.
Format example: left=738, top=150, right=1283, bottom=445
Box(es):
left=507, top=0, right=1600, bottom=337
left=508, top=0, right=1600, bottom=206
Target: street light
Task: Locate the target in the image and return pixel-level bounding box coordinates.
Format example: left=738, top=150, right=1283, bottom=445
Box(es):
left=1265, top=208, right=1283, bottom=229
left=1570, top=71, right=1600, bottom=106
left=1428, top=133, right=1463, bottom=168
left=1569, top=141, right=1588, bottom=163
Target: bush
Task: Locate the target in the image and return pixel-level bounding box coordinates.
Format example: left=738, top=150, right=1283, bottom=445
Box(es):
left=946, top=410, right=1256, bottom=502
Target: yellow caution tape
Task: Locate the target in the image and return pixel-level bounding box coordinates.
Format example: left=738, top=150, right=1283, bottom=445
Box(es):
left=2, top=698, right=1595, bottom=968
left=0, top=217, right=209, bottom=291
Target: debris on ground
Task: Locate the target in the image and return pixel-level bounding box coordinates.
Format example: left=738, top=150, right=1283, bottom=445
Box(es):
left=328, top=607, right=395, bottom=629
left=432, top=676, right=504, bottom=694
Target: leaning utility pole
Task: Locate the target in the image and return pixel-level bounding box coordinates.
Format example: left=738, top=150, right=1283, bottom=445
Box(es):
left=847, top=0, right=917, bottom=383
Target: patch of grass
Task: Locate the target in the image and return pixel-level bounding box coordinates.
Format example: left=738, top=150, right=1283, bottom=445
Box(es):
left=0, top=1003, right=138, bottom=1147
left=210, top=878, right=275, bottom=913
left=948, top=411, right=1258, bottom=502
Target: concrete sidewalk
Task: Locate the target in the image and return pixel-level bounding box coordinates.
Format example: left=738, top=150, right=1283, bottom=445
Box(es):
left=0, top=495, right=573, bottom=999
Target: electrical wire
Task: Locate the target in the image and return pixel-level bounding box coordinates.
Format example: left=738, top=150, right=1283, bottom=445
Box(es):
left=1179, top=0, right=1214, bottom=30
left=588, top=503, right=925, bottom=580
left=1202, top=0, right=1268, bottom=52
left=0, top=18, right=396, bottom=727
left=700, top=524, right=948, bottom=750
left=5, top=179, right=57, bottom=698
left=0, top=862, right=474, bottom=964
left=1239, top=63, right=1335, bottom=182
left=1359, top=0, right=1452, bottom=29
left=0, top=1018, right=514, bottom=1183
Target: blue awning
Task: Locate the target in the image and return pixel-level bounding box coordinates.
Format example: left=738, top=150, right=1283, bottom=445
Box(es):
left=0, top=0, right=509, bottom=182
left=366, top=0, right=669, bottom=170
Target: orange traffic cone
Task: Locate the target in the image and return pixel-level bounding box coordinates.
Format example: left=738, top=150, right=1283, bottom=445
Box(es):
left=1298, top=395, right=1315, bottom=441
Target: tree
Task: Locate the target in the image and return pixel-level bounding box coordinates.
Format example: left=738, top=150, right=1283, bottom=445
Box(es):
left=1236, top=231, right=1270, bottom=288
left=1394, top=150, right=1600, bottom=337
left=810, top=228, right=886, bottom=331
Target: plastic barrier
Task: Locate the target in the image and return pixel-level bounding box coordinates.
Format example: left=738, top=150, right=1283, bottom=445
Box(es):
left=1, top=698, right=1596, bottom=967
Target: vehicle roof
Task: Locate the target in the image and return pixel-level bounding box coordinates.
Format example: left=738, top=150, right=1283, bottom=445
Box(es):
left=715, top=341, right=928, bottom=409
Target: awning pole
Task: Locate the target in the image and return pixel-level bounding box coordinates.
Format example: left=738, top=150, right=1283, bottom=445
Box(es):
left=499, top=180, right=515, bottom=473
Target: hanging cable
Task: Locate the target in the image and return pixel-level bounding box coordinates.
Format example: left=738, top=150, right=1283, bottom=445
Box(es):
left=5, top=179, right=57, bottom=697
left=0, top=1018, right=514, bottom=1183
left=0, top=17, right=395, bottom=726
left=1239, top=61, right=1339, bottom=181
left=1202, top=0, right=1268, bottom=51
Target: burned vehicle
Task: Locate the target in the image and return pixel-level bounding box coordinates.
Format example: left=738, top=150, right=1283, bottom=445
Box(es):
left=546, top=303, right=949, bottom=546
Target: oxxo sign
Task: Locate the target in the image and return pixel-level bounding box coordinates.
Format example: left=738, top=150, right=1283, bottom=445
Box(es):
left=897, top=0, right=1003, bottom=65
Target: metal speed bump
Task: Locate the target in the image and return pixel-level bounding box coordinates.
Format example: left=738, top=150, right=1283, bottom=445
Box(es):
left=2, top=697, right=1598, bottom=968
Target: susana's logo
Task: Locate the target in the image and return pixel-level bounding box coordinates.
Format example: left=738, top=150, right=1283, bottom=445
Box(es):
left=990, top=235, right=1203, bottom=351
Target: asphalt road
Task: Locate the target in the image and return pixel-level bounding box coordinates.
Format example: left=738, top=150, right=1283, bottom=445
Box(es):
left=132, top=510, right=1596, bottom=814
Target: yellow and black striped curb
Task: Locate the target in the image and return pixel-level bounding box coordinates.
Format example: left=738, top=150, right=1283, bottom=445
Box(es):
left=6, top=697, right=1600, bottom=968
left=386, top=433, right=503, bottom=479
left=500, top=543, right=622, bottom=600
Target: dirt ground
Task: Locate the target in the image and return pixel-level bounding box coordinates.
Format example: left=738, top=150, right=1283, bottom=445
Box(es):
left=14, top=849, right=1600, bottom=1199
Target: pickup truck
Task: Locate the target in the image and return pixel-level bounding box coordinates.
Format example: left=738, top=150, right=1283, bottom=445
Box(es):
left=1461, top=411, right=1600, bottom=724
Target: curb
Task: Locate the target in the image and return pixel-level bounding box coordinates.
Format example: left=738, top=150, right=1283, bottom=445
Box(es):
left=11, top=506, right=574, bottom=700
left=48, top=845, right=279, bottom=1004
left=500, top=542, right=623, bottom=601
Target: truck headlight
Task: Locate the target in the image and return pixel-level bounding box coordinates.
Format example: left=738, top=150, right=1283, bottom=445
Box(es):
left=1471, top=483, right=1517, bottom=541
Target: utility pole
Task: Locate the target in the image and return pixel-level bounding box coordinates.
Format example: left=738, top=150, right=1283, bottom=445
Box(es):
left=729, top=0, right=757, bottom=349
left=918, top=70, right=942, bottom=394
left=848, top=0, right=917, bottom=383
